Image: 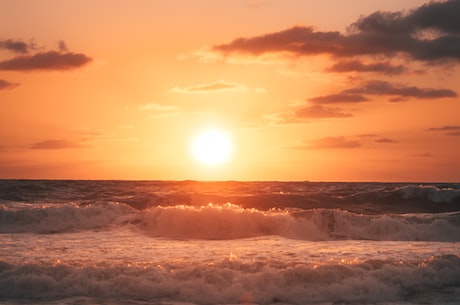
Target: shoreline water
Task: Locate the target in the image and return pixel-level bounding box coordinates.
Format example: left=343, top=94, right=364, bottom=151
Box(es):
left=1, top=180, right=459, bottom=305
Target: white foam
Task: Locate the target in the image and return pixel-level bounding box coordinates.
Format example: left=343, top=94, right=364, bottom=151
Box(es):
left=0, top=254, right=459, bottom=304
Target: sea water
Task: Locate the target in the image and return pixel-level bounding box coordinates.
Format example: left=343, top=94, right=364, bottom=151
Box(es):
left=0, top=180, right=459, bottom=305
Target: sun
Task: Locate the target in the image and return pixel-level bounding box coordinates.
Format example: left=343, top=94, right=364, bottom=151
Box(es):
left=190, top=129, right=234, bottom=166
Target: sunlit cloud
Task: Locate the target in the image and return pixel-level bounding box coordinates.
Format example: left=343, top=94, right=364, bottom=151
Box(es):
left=171, top=80, right=263, bottom=94
left=0, top=79, right=19, bottom=90
left=138, top=103, right=180, bottom=118
left=138, top=103, right=179, bottom=111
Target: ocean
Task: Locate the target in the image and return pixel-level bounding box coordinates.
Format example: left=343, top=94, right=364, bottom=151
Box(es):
left=0, top=180, right=459, bottom=305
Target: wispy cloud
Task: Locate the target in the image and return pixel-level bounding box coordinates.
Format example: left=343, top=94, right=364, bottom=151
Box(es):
left=426, top=125, right=460, bottom=136
left=357, top=134, right=399, bottom=144
left=308, top=93, right=370, bottom=104
left=0, top=79, right=19, bottom=90
left=295, top=104, right=353, bottom=119
left=342, top=80, right=457, bottom=101
left=326, top=60, right=405, bottom=75
left=138, top=103, right=178, bottom=111
left=302, top=136, right=362, bottom=149
left=138, top=103, right=180, bottom=118
left=305, top=80, right=456, bottom=109
left=293, top=133, right=398, bottom=149
left=410, top=152, right=433, bottom=158
left=30, top=139, right=88, bottom=150
left=171, top=80, right=264, bottom=94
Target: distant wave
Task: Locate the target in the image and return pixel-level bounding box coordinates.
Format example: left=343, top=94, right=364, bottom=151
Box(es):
left=1, top=181, right=459, bottom=214
left=1, top=254, right=459, bottom=304
left=3, top=202, right=458, bottom=241
left=0, top=202, right=138, bottom=233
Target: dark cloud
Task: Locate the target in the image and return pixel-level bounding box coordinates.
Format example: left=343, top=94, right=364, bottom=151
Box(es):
left=0, top=39, right=29, bottom=54
left=0, top=79, right=19, bottom=90
left=342, top=80, right=457, bottom=100
left=375, top=137, right=398, bottom=143
left=306, top=80, right=456, bottom=108
left=213, top=26, right=343, bottom=56
left=0, top=51, right=92, bottom=71
left=306, top=136, right=361, bottom=149
left=308, top=93, right=369, bottom=104
left=213, top=1, right=460, bottom=63
left=295, top=104, right=353, bottom=118
left=58, top=40, right=69, bottom=52
left=326, top=60, right=405, bottom=75
left=30, top=139, right=87, bottom=150
left=426, top=125, right=460, bottom=136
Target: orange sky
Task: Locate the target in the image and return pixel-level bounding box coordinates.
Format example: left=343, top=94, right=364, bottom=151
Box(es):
left=1, top=0, right=459, bottom=181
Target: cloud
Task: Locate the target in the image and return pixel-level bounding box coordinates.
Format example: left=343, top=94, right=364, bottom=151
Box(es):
left=308, top=93, right=370, bottom=104
left=171, top=80, right=263, bottom=94
left=292, top=133, right=399, bottom=149
left=305, top=136, right=361, bottom=149
left=426, top=125, right=460, bottom=136
left=138, top=103, right=178, bottom=111
left=0, top=79, right=19, bottom=90
left=326, top=60, right=405, bottom=75
left=138, top=103, right=180, bottom=118
left=342, top=80, right=457, bottom=100
left=305, top=80, right=456, bottom=108
left=30, top=139, right=87, bottom=149
left=58, top=40, right=68, bottom=52
left=0, top=39, right=30, bottom=54
left=410, top=152, right=433, bottom=158
left=375, top=137, right=398, bottom=143
left=212, top=1, right=460, bottom=63
left=357, top=134, right=398, bottom=143
left=295, top=104, right=353, bottom=118
left=0, top=51, right=92, bottom=71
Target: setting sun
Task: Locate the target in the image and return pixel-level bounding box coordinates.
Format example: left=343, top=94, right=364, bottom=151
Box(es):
left=190, top=129, right=234, bottom=166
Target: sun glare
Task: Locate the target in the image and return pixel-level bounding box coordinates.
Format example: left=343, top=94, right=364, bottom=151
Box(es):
left=190, top=129, right=234, bottom=166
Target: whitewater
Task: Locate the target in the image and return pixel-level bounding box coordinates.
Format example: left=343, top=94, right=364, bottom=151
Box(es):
left=0, top=180, right=459, bottom=305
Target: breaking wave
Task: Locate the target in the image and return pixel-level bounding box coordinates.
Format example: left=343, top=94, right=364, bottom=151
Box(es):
left=1, top=201, right=459, bottom=241
left=1, top=254, right=459, bottom=304
left=141, top=204, right=460, bottom=242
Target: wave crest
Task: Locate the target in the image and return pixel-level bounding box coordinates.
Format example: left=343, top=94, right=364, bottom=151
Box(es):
left=141, top=204, right=460, bottom=241
left=0, top=202, right=137, bottom=233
